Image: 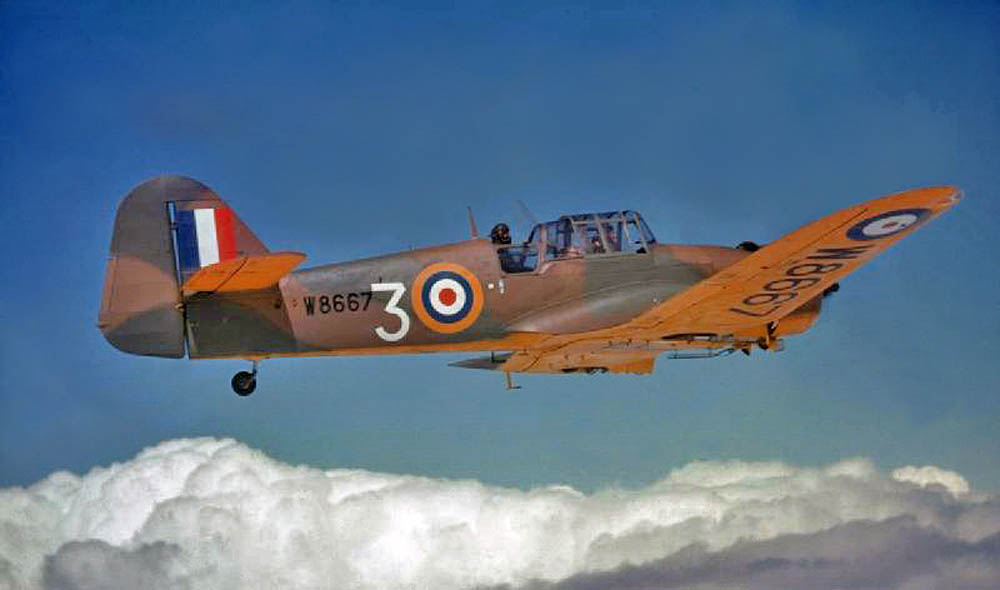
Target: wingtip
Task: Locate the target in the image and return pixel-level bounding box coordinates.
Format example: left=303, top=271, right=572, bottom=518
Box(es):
left=932, top=185, right=963, bottom=210
left=946, top=186, right=964, bottom=204
left=876, top=185, right=963, bottom=213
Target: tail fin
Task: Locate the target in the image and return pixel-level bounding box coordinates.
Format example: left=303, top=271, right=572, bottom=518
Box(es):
left=98, top=176, right=268, bottom=357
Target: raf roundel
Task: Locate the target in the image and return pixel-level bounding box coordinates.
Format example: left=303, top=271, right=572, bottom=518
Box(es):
left=846, top=208, right=931, bottom=241
left=411, top=262, right=485, bottom=334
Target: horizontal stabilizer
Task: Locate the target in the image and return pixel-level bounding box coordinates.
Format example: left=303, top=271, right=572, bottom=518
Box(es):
left=181, top=252, right=305, bottom=295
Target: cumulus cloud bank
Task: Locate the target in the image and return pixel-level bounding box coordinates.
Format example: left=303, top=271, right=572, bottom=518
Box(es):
left=1, top=439, right=997, bottom=590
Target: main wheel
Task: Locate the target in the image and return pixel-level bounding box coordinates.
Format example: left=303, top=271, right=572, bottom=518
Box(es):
left=231, top=371, right=257, bottom=396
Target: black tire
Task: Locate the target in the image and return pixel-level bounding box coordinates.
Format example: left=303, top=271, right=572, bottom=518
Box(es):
left=231, top=371, right=256, bottom=396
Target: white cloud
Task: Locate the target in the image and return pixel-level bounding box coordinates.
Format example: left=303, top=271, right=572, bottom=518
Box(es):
left=893, top=465, right=971, bottom=496
left=0, top=438, right=996, bottom=590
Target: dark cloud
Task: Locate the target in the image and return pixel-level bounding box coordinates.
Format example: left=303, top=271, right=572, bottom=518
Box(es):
left=502, top=517, right=1000, bottom=590
left=43, top=541, right=184, bottom=590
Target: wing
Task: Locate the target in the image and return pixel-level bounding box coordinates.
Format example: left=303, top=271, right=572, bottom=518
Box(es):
left=487, top=186, right=960, bottom=374
left=627, top=185, right=961, bottom=336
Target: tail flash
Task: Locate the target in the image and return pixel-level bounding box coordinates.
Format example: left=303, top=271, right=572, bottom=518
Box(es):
left=172, top=201, right=268, bottom=282
left=98, top=176, right=267, bottom=357
left=174, top=206, right=240, bottom=279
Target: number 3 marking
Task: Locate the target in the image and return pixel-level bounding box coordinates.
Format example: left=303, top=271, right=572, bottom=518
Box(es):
left=371, top=282, right=410, bottom=342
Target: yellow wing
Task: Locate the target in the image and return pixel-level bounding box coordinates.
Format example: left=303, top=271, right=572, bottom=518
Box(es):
left=629, top=185, right=961, bottom=336
left=499, top=186, right=961, bottom=373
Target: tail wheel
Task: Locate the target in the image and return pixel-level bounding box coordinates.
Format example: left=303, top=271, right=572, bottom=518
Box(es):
left=231, top=371, right=256, bottom=396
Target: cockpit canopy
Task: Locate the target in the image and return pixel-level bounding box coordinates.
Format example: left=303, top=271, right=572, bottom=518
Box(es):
left=497, top=210, right=657, bottom=273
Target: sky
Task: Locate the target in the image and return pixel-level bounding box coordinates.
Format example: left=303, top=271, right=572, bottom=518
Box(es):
left=2, top=2, right=1000, bottom=588
left=1, top=0, right=999, bottom=498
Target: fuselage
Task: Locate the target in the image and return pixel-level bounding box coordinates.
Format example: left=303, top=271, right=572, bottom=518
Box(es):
left=183, top=240, right=748, bottom=359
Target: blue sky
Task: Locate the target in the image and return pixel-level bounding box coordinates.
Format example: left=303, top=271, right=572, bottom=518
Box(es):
left=1, top=1, right=998, bottom=492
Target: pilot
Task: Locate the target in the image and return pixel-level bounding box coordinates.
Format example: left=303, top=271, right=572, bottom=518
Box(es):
left=490, top=223, right=512, bottom=245
left=604, top=225, right=620, bottom=251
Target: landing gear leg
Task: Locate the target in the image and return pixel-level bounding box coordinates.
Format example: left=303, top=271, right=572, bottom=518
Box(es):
left=232, top=360, right=258, bottom=396
left=504, top=372, right=522, bottom=391
left=756, top=321, right=779, bottom=351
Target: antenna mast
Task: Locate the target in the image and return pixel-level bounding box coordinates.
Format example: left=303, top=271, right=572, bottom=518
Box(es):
left=466, top=206, right=479, bottom=239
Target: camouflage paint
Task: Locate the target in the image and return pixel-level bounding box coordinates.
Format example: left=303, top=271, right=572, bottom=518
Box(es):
left=99, top=177, right=959, bottom=375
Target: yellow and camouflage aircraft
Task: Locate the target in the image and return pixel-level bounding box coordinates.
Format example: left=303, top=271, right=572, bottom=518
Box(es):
left=98, top=177, right=960, bottom=395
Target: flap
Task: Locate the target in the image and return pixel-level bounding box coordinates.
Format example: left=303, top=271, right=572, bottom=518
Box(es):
left=181, top=252, right=306, bottom=295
